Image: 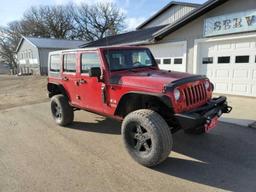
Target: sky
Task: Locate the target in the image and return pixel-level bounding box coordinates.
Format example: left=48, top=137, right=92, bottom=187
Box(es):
left=0, top=0, right=207, bottom=31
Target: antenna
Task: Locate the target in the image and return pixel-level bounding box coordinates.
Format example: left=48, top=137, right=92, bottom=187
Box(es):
left=105, top=22, right=113, bottom=75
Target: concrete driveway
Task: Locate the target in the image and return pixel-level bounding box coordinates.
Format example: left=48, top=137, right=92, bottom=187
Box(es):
left=0, top=102, right=256, bottom=192
left=214, top=94, right=256, bottom=127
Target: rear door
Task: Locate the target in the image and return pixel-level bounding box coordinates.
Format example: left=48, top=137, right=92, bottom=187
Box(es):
left=61, top=53, right=79, bottom=106
left=76, top=51, right=105, bottom=112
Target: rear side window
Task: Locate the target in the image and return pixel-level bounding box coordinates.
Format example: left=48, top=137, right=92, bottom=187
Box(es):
left=63, top=54, right=76, bottom=73
left=50, top=55, right=61, bottom=72
left=81, top=53, right=100, bottom=73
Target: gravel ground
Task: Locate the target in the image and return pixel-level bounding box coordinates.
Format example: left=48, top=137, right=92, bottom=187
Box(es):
left=0, top=75, right=48, bottom=110
left=0, top=75, right=256, bottom=192
left=0, top=102, right=256, bottom=192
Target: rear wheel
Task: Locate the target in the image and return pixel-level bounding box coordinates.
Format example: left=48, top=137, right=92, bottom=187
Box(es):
left=51, top=94, right=74, bottom=126
left=122, top=109, right=173, bottom=167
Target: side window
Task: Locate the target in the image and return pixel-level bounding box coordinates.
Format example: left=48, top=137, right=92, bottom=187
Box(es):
left=81, top=52, right=100, bottom=73
left=202, top=57, right=213, bottom=64
left=50, top=55, right=61, bottom=72
left=163, top=59, right=171, bottom=65
left=218, top=56, right=230, bottom=64
left=63, top=54, right=76, bottom=73
left=174, top=58, right=183, bottom=64
left=235, top=55, right=249, bottom=63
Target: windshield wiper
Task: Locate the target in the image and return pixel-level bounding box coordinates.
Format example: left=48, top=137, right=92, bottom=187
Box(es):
left=128, top=68, right=138, bottom=72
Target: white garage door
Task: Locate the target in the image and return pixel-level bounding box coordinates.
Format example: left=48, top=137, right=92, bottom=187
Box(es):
left=147, top=41, right=187, bottom=72
left=197, top=37, right=256, bottom=97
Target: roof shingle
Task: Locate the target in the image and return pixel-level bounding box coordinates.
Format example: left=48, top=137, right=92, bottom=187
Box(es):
left=81, top=25, right=166, bottom=48
left=25, top=37, right=87, bottom=49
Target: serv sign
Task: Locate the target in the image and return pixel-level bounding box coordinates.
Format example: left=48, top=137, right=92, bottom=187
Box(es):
left=204, top=9, right=256, bottom=37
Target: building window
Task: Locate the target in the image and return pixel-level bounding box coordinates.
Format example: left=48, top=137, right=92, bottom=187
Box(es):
left=81, top=52, right=100, bottom=73
left=235, top=56, right=249, bottom=63
left=202, top=57, right=213, bottom=64
left=218, top=56, right=230, bottom=64
left=155, top=59, right=161, bottom=65
left=63, top=54, right=76, bottom=73
left=174, top=58, right=183, bottom=64
left=163, top=59, right=171, bottom=65
left=50, top=55, right=61, bottom=72
left=28, top=50, right=33, bottom=59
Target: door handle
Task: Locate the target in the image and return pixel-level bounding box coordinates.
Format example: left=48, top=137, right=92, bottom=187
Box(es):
left=62, top=76, right=69, bottom=81
left=79, top=79, right=87, bottom=84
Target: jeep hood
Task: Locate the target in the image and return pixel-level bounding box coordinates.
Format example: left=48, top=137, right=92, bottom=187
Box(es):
left=110, top=69, right=202, bottom=91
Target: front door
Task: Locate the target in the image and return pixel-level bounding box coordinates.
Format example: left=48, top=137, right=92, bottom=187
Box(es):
left=61, top=53, right=79, bottom=106
left=76, top=51, right=104, bottom=112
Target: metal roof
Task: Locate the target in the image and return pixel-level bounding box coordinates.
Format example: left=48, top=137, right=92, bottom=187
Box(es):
left=16, top=36, right=87, bottom=52
left=136, top=1, right=201, bottom=30
left=81, top=25, right=166, bottom=48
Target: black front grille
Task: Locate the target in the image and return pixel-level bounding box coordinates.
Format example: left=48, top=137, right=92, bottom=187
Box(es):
left=183, top=83, right=207, bottom=106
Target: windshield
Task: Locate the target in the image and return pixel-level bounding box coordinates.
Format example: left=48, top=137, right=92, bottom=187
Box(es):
left=104, top=49, right=156, bottom=71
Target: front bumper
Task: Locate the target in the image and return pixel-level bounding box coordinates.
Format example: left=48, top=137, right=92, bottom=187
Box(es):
left=174, top=96, right=232, bottom=131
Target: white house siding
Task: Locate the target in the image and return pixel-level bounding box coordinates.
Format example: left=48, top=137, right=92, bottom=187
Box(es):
left=157, top=0, right=256, bottom=97
left=194, top=34, right=256, bottom=97
left=143, top=5, right=196, bottom=29
left=146, top=41, right=187, bottom=72
left=17, top=40, right=40, bottom=75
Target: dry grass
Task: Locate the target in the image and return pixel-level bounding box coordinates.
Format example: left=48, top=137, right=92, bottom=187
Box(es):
left=0, top=75, right=49, bottom=110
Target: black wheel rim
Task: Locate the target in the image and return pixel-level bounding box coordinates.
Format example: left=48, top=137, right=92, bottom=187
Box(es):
left=126, top=122, right=152, bottom=154
left=52, top=102, right=62, bottom=120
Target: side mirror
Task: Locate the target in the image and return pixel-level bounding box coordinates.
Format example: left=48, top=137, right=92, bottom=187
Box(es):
left=89, top=67, right=101, bottom=78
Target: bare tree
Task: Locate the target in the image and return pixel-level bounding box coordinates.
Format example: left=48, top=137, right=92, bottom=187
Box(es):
left=0, top=37, right=17, bottom=69
left=0, top=2, right=126, bottom=70
left=74, top=2, right=125, bottom=41
left=21, top=4, right=75, bottom=39
left=0, top=22, right=23, bottom=69
left=0, top=4, right=76, bottom=70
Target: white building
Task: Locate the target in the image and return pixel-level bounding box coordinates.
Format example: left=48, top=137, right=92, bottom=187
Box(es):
left=83, top=0, right=256, bottom=97
left=16, top=37, right=87, bottom=75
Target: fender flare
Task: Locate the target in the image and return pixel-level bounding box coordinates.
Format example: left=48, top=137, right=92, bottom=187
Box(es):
left=114, top=91, right=173, bottom=116
left=47, top=82, right=70, bottom=100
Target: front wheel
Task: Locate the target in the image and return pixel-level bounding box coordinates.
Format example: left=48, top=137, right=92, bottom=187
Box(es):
left=122, top=109, right=173, bottom=167
left=51, top=94, right=74, bottom=126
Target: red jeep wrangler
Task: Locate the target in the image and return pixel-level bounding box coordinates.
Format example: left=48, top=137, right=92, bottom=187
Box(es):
left=47, top=47, right=232, bottom=167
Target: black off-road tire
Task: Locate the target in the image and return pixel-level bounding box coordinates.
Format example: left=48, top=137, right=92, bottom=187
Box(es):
left=184, top=126, right=205, bottom=135
left=51, top=94, right=74, bottom=126
left=122, top=109, right=173, bottom=167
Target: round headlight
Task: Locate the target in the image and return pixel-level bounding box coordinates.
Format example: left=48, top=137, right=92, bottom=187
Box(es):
left=174, top=88, right=181, bottom=101
left=204, top=81, right=210, bottom=90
